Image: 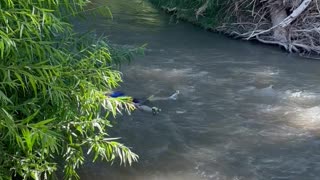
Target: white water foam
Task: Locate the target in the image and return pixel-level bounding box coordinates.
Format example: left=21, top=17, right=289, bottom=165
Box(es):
left=255, top=88, right=320, bottom=132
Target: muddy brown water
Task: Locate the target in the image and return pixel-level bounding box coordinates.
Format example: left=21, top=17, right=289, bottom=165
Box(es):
left=74, top=0, right=320, bottom=179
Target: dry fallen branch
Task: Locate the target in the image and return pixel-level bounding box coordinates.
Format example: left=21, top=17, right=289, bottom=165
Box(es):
left=196, top=0, right=209, bottom=19
left=247, top=0, right=312, bottom=39
left=216, top=0, right=320, bottom=55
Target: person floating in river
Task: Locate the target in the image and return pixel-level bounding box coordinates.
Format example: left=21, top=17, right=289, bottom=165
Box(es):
left=109, top=90, right=180, bottom=115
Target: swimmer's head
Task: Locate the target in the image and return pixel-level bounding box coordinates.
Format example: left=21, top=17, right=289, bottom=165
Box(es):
left=132, top=98, right=141, bottom=104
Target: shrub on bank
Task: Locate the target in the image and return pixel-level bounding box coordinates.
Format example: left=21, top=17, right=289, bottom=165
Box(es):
left=0, top=0, right=139, bottom=179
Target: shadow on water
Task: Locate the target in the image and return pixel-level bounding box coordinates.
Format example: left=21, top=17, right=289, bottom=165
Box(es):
left=74, top=0, right=320, bottom=179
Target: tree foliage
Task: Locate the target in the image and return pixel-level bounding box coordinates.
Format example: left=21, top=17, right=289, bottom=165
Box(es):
left=0, top=0, right=139, bottom=179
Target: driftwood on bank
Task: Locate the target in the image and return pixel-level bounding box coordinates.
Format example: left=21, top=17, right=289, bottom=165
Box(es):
left=216, top=0, right=320, bottom=55
left=160, top=0, right=320, bottom=56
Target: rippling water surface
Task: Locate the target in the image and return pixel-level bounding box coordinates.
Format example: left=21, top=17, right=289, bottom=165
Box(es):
left=74, top=0, right=320, bottom=179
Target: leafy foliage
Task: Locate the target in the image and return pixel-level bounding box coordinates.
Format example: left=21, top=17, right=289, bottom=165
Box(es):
left=0, top=0, right=139, bottom=179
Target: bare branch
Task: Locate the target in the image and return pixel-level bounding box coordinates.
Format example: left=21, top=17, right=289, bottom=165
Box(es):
left=196, top=0, right=209, bottom=19
left=247, top=0, right=312, bottom=39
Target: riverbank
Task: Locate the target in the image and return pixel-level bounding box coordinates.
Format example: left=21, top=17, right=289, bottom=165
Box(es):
left=149, top=0, right=320, bottom=57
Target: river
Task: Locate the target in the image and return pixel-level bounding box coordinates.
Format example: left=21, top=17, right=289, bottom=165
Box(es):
left=74, top=0, right=320, bottom=179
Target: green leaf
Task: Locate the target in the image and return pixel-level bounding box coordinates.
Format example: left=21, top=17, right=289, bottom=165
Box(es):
left=21, top=110, right=39, bottom=124
left=0, top=90, right=12, bottom=105
left=19, top=23, right=24, bottom=38
left=32, top=118, right=56, bottom=128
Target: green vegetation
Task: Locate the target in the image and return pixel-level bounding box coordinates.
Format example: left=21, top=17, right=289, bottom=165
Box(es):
left=0, top=0, right=139, bottom=179
left=148, top=0, right=230, bottom=29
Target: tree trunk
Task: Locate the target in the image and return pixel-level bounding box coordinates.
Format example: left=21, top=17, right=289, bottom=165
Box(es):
left=269, top=2, right=288, bottom=43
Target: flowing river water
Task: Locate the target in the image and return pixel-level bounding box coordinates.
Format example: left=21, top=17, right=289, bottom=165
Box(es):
left=74, top=0, right=320, bottom=179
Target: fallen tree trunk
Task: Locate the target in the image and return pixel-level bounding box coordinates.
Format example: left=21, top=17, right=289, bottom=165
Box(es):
left=279, top=0, right=312, bottom=28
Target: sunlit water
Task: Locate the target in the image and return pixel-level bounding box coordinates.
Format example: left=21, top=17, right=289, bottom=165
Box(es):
left=74, top=0, right=320, bottom=179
